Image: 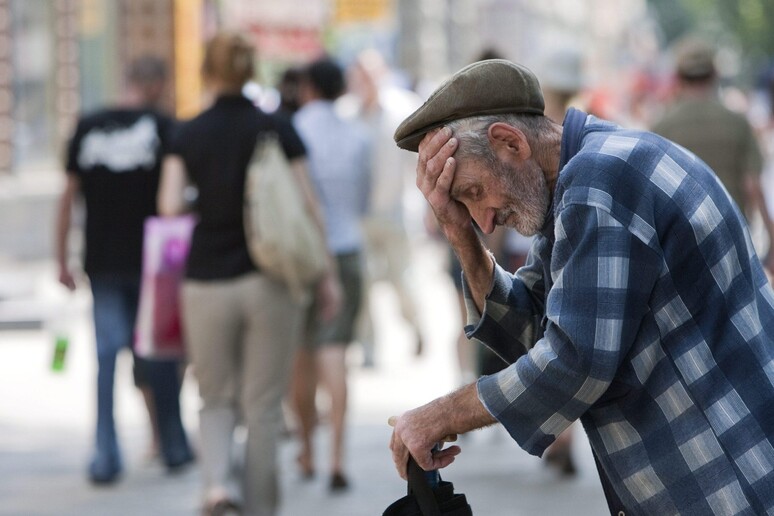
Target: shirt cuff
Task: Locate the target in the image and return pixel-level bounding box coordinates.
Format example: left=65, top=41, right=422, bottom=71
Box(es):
left=476, top=370, right=552, bottom=457
left=461, top=257, right=512, bottom=336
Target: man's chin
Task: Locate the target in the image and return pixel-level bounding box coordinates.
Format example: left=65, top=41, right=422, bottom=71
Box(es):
left=503, top=216, right=541, bottom=237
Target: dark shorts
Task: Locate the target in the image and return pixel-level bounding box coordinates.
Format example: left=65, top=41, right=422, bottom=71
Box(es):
left=303, top=252, right=363, bottom=347
left=132, top=355, right=152, bottom=387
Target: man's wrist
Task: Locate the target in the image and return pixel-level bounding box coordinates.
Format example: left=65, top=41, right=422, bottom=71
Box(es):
left=442, top=382, right=496, bottom=436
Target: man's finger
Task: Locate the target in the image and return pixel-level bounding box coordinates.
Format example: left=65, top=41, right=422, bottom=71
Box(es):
left=435, top=156, right=456, bottom=193
left=430, top=445, right=462, bottom=470
left=418, top=127, right=449, bottom=156
left=423, top=136, right=457, bottom=186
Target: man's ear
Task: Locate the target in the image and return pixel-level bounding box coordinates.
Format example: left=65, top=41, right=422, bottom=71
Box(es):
left=488, top=122, right=531, bottom=161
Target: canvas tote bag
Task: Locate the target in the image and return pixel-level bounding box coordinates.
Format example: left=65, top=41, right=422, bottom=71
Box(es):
left=244, top=132, right=328, bottom=302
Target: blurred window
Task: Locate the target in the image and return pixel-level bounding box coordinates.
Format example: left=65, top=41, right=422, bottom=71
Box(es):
left=10, top=0, right=57, bottom=172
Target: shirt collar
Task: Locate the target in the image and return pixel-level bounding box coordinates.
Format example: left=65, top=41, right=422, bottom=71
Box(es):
left=559, top=107, right=588, bottom=171
left=538, top=107, right=589, bottom=238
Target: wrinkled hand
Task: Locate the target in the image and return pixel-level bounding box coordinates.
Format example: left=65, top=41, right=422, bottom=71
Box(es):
left=316, top=271, right=342, bottom=323
left=388, top=407, right=461, bottom=480
left=416, top=128, right=471, bottom=233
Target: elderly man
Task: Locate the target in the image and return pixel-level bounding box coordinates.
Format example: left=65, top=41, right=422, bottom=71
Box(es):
left=388, top=59, right=774, bottom=514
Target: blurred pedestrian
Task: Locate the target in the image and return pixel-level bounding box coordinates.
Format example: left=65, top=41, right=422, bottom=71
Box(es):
left=389, top=58, right=774, bottom=514
left=755, top=62, right=774, bottom=280
left=290, top=57, right=372, bottom=492
left=55, top=55, right=193, bottom=484
left=158, top=32, right=339, bottom=516
left=343, top=48, right=424, bottom=364
left=275, top=66, right=305, bottom=120
left=274, top=64, right=312, bottom=442
left=652, top=36, right=774, bottom=271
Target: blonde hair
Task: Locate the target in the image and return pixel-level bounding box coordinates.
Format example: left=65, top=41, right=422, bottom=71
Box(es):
left=202, top=32, right=255, bottom=91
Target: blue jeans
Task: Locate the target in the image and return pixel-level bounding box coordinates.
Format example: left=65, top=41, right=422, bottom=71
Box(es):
left=89, top=273, right=192, bottom=471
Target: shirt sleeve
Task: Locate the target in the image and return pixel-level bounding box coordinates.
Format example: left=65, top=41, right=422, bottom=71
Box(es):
left=474, top=202, right=659, bottom=457
left=166, top=120, right=187, bottom=157
left=273, top=114, right=306, bottom=161
left=156, top=113, right=178, bottom=156
left=462, top=248, right=546, bottom=364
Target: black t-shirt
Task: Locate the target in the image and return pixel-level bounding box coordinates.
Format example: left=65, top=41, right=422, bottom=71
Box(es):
left=169, top=95, right=306, bottom=280
left=65, top=108, right=173, bottom=275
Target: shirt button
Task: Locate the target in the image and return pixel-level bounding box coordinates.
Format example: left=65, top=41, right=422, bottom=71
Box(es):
left=618, top=512, right=625, bottom=516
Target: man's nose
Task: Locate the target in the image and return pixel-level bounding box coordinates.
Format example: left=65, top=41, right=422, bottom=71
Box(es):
left=472, top=207, right=495, bottom=235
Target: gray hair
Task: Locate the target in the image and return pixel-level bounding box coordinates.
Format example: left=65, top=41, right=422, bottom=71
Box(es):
left=447, top=113, right=553, bottom=168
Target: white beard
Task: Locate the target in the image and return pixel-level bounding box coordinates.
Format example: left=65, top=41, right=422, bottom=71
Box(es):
left=494, top=159, right=550, bottom=236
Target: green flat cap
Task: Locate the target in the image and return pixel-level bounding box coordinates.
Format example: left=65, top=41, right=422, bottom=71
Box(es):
left=394, top=59, right=545, bottom=152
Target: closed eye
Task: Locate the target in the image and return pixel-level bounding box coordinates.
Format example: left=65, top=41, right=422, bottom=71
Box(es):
left=458, top=186, right=482, bottom=201
left=450, top=177, right=483, bottom=201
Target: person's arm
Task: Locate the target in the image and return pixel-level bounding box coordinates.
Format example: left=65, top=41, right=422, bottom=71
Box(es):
left=158, top=155, right=189, bottom=216
left=55, top=174, right=80, bottom=290
left=389, top=382, right=496, bottom=479
left=289, top=157, right=342, bottom=321
left=740, top=120, right=772, bottom=270
left=462, top=255, right=545, bottom=364
left=744, top=174, right=774, bottom=271
left=416, top=128, right=494, bottom=312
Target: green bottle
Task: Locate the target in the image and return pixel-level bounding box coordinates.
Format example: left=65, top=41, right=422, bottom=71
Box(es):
left=52, top=334, right=69, bottom=372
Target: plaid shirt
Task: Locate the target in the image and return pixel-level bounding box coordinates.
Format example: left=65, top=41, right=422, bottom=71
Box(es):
left=467, top=109, right=774, bottom=515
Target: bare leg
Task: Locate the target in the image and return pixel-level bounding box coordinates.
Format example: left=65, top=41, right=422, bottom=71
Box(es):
left=290, top=347, right=317, bottom=478
left=317, top=344, right=348, bottom=489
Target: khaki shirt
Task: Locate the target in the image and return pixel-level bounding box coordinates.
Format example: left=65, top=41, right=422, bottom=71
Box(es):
left=652, top=96, right=763, bottom=215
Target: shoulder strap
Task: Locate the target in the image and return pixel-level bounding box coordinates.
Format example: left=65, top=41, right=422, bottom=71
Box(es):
left=407, top=457, right=442, bottom=516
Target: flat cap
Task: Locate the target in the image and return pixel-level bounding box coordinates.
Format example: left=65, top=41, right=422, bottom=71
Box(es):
left=394, top=59, right=545, bottom=152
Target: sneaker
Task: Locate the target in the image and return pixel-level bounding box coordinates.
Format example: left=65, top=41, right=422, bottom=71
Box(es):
left=88, top=454, right=122, bottom=485
left=330, top=472, right=349, bottom=492
left=166, top=450, right=195, bottom=474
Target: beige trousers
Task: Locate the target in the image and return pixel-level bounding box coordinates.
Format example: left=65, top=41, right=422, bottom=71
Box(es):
left=359, top=218, right=421, bottom=363
left=182, top=273, right=303, bottom=516
left=361, top=217, right=419, bottom=326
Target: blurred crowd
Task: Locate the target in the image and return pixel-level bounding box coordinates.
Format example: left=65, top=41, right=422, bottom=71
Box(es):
left=53, top=24, right=774, bottom=516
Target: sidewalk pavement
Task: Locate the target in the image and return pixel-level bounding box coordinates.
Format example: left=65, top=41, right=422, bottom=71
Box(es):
left=0, top=246, right=608, bottom=515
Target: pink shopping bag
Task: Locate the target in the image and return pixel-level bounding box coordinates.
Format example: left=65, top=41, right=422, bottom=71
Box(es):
left=134, top=215, right=195, bottom=360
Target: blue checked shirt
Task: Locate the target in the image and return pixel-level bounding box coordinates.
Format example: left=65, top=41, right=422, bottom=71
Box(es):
left=466, top=109, right=774, bottom=515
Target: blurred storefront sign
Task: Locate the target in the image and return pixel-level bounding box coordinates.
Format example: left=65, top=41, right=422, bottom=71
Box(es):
left=246, top=24, right=324, bottom=62
left=334, top=0, right=392, bottom=23
left=216, top=0, right=328, bottom=87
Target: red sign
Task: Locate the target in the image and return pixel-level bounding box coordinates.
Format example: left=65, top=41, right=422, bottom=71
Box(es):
left=247, top=24, right=324, bottom=61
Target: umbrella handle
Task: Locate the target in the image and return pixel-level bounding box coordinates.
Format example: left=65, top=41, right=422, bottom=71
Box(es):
left=423, top=443, right=441, bottom=488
